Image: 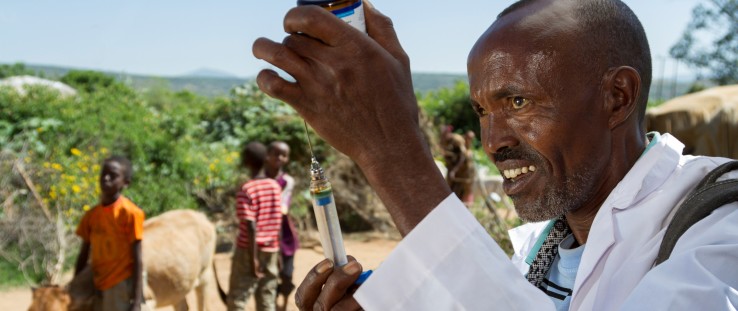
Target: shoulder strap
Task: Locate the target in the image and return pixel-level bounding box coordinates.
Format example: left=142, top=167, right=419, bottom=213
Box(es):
left=654, top=160, right=738, bottom=266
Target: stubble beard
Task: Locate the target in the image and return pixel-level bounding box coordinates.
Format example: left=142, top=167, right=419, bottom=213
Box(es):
left=511, top=166, right=598, bottom=223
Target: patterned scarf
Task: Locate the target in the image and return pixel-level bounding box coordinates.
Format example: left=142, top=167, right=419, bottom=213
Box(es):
left=526, top=216, right=572, bottom=288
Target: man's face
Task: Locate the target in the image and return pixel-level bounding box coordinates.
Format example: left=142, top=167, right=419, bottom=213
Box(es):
left=99, top=160, right=128, bottom=200
left=467, top=14, right=613, bottom=222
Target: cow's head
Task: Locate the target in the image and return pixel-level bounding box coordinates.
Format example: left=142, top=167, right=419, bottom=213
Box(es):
left=28, top=267, right=97, bottom=311
left=28, top=285, right=70, bottom=311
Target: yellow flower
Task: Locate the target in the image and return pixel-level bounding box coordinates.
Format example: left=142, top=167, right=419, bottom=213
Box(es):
left=70, top=148, right=82, bottom=156
left=36, top=127, right=43, bottom=133
left=209, top=163, right=216, bottom=171
left=49, top=190, right=57, bottom=199
left=43, top=162, right=50, bottom=169
left=100, top=147, right=109, bottom=154
left=83, top=205, right=91, bottom=211
left=51, top=163, right=63, bottom=171
left=72, top=185, right=81, bottom=193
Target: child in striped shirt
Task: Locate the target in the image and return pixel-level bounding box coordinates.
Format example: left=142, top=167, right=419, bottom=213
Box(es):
left=228, top=142, right=283, bottom=311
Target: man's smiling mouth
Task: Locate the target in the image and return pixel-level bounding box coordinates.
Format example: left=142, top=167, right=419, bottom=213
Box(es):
left=503, top=165, right=537, bottom=180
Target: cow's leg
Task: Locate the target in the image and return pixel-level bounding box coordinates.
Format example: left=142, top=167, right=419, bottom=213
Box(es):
left=195, top=266, right=213, bottom=311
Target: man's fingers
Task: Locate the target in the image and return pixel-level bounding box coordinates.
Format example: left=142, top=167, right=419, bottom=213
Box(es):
left=333, top=297, right=362, bottom=311
left=284, top=6, right=361, bottom=47
left=282, top=33, right=332, bottom=66
left=314, top=258, right=362, bottom=310
left=295, top=259, right=333, bottom=311
left=254, top=69, right=303, bottom=110
left=253, top=37, right=310, bottom=84
left=363, top=0, right=409, bottom=68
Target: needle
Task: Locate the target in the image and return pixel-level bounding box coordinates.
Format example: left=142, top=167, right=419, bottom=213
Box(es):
left=303, top=120, right=316, bottom=161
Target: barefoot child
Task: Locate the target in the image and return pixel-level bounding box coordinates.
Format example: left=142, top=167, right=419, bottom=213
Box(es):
left=74, top=155, right=147, bottom=311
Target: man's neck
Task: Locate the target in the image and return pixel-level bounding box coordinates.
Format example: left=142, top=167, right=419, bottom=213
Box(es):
left=565, top=131, right=648, bottom=245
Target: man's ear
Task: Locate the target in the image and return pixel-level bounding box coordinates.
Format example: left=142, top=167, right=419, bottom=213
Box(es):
left=603, top=66, right=641, bottom=129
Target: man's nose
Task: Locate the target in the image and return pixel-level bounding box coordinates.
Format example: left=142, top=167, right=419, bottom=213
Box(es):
left=482, top=112, right=519, bottom=155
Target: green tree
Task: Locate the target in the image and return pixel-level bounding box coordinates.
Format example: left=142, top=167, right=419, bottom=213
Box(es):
left=670, top=0, right=738, bottom=85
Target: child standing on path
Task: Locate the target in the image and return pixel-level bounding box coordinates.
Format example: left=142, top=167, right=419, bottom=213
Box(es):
left=228, top=142, right=283, bottom=311
left=74, top=155, right=147, bottom=311
left=263, top=141, right=300, bottom=306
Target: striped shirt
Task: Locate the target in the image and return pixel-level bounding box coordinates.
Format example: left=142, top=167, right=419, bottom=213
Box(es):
left=235, top=178, right=282, bottom=252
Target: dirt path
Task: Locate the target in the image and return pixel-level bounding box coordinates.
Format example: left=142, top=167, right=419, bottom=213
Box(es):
left=1, top=235, right=398, bottom=311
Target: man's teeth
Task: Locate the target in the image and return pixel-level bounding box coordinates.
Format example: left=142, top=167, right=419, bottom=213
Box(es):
left=503, top=165, right=536, bottom=179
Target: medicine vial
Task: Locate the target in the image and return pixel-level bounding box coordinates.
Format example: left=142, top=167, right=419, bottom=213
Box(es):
left=297, top=0, right=366, bottom=33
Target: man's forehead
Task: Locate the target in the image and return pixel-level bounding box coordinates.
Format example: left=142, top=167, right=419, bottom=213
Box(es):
left=507, top=0, right=580, bottom=37
left=468, top=1, right=582, bottom=93
left=478, top=0, right=581, bottom=52
left=469, top=53, right=555, bottom=103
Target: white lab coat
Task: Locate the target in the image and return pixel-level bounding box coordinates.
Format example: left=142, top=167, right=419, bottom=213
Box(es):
left=354, top=134, right=738, bottom=310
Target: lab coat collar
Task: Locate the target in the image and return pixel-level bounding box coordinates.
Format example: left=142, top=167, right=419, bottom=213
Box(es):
left=571, top=133, right=684, bottom=305
left=606, top=133, right=684, bottom=211
left=509, top=133, right=685, bottom=276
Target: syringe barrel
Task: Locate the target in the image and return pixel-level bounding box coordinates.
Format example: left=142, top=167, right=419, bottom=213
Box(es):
left=310, top=179, right=348, bottom=266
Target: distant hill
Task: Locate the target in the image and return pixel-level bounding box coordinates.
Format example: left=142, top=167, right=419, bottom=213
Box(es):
left=21, top=64, right=467, bottom=98
left=183, top=68, right=239, bottom=78
left=24, top=64, right=249, bottom=97
left=13, top=64, right=704, bottom=100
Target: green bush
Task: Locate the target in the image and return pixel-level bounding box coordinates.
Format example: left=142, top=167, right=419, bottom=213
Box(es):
left=0, top=67, right=512, bottom=286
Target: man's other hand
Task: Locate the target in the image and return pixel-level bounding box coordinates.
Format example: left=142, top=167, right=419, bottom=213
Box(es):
left=295, top=256, right=363, bottom=311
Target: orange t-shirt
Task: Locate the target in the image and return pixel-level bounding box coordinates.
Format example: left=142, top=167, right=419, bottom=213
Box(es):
left=76, top=196, right=145, bottom=290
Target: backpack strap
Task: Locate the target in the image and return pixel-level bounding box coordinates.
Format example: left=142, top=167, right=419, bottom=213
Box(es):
left=654, top=160, right=738, bottom=266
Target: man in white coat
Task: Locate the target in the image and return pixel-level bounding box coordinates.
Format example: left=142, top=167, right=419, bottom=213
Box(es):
left=252, top=0, right=738, bottom=310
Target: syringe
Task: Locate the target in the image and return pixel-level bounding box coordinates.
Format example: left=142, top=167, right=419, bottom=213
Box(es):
left=303, top=121, right=348, bottom=266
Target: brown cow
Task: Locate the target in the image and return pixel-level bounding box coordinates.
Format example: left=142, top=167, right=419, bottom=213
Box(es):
left=28, top=285, right=70, bottom=311
left=28, top=209, right=226, bottom=311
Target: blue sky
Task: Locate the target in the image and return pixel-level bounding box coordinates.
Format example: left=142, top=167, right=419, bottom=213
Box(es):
left=0, top=0, right=703, bottom=80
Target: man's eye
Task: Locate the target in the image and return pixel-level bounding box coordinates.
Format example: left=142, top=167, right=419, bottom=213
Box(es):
left=472, top=103, right=489, bottom=116
left=511, top=97, right=529, bottom=109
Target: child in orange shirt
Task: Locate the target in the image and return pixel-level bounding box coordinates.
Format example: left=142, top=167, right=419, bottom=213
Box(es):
left=74, top=156, right=147, bottom=311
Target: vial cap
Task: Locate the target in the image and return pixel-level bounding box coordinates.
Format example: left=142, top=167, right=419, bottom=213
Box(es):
left=297, top=0, right=347, bottom=6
